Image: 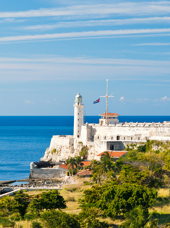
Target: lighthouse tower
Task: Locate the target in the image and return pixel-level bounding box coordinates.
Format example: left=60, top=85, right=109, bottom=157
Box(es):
left=74, top=93, right=84, bottom=139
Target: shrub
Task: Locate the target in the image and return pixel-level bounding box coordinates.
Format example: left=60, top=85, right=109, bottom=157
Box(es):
left=51, top=148, right=56, bottom=155
left=10, top=212, right=22, bottom=221
left=31, top=221, right=43, bottom=228
left=65, top=187, right=77, bottom=192
left=0, top=218, right=15, bottom=227
left=41, top=210, right=80, bottom=228
left=83, top=181, right=91, bottom=185
left=66, top=196, right=75, bottom=202
left=137, top=144, right=146, bottom=152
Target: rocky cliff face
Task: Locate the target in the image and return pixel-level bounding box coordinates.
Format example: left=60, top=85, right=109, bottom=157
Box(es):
left=40, top=140, right=99, bottom=163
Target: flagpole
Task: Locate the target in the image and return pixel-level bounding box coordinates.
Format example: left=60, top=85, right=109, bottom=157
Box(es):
left=106, top=79, right=108, bottom=124
left=100, top=80, right=114, bottom=125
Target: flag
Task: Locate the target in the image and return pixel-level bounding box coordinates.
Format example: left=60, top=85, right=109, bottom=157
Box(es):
left=93, top=98, right=100, bottom=104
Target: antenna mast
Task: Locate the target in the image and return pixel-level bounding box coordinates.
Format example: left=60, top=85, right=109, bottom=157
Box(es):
left=100, top=79, right=114, bottom=125
left=106, top=79, right=108, bottom=124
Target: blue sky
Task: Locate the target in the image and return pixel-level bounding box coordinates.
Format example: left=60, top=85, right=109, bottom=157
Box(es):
left=0, top=0, right=170, bottom=116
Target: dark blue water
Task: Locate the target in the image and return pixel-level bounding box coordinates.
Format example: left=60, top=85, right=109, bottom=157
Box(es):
left=0, top=116, right=169, bottom=181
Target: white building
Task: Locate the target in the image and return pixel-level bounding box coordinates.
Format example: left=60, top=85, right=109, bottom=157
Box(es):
left=41, top=93, right=170, bottom=162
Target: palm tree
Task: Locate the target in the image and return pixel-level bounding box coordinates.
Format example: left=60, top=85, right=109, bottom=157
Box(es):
left=101, top=151, right=114, bottom=174
left=66, top=157, right=77, bottom=175
left=75, top=156, right=83, bottom=170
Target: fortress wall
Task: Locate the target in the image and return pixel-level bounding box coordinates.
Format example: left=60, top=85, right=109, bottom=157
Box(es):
left=30, top=168, right=65, bottom=179
left=80, top=125, right=88, bottom=145
left=92, top=125, right=170, bottom=141
left=80, top=124, right=93, bottom=145
left=49, top=136, right=74, bottom=149
left=87, top=125, right=92, bottom=140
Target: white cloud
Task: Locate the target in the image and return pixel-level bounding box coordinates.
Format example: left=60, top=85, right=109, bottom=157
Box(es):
left=22, top=17, right=170, bottom=31
left=134, top=42, right=170, bottom=46
left=162, top=96, right=167, bottom=100
left=24, top=100, right=35, bottom=104
left=0, top=56, right=170, bottom=66
left=120, top=97, right=124, bottom=101
left=136, top=98, right=149, bottom=103
left=0, top=2, right=170, bottom=19
left=0, top=18, right=25, bottom=24
left=0, top=56, right=169, bottom=82
left=1, top=28, right=170, bottom=42
left=161, top=96, right=170, bottom=101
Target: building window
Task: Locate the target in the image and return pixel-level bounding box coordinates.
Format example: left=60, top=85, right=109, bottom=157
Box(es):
left=110, top=145, right=114, bottom=150
left=138, top=137, right=140, bottom=140
left=111, top=137, right=113, bottom=140
left=98, top=136, right=99, bottom=139
left=104, top=136, right=106, bottom=140
left=78, top=119, right=79, bottom=121
left=131, top=137, right=133, bottom=140
left=117, top=136, right=120, bottom=140
left=124, top=137, right=125, bottom=140
left=78, top=113, right=79, bottom=115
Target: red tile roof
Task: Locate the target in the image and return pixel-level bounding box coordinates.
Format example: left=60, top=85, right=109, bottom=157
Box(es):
left=59, top=161, right=91, bottom=170
left=97, top=151, right=127, bottom=158
left=77, top=169, right=92, bottom=176
left=100, top=113, right=120, bottom=116
left=82, top=161, right=91, bottom=166
left=59, top=164, right=69, bottom=170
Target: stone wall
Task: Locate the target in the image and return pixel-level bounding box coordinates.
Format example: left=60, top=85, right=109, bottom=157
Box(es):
left=40, top=121, right=170, bottom=163
left=91, top=122, right=170, bottom=143
left=30, top=167, right=66, bottom=179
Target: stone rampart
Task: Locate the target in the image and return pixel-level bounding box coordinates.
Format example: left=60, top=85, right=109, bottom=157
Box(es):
left=30, top=167, right=65, bottom=179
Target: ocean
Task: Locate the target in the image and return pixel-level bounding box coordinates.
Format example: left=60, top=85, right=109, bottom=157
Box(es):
left=0, top=116, right=170, bottom=181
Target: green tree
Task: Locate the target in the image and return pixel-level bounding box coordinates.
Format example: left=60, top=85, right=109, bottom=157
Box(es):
left=98, top=183, right=157, bottom=218
left=13, top=190, right=31, bottom=218
left=78, top=207, right=110, bottom=228
left=28, top=190, right=66, bottom=215
left=137, top=144, right=146, bottom=152
left=31, top=221, right=43, bottom=228
left=80, top=146, right=88, bottom=159
left=0, top=191, right=30, bottom=218
left=100, top=151, right=114, bottom=174
left=81, top=185, right=104, bottom=207
left=41, top=210, right=80, bottom=228
left=75, top=156, right=83, bottom=170
left=82, top=183, right=157, bottom=218
left=120, top=206, right=149, bottom=228
left=118, top=165, right=163, bottom=188
left=0, top=217, right=15, bottom=228
left=66, top=157, right=77, bottom=175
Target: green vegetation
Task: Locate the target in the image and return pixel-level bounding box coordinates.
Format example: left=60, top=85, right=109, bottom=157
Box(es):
left=66, top=157, right=78, bottom=175
left=2, top=140, right=170, bottom=227
left=51, top=148, right=56, bottom=155
left=80, top=146, right=88, bottom=159
left=41, top=210, right=80, bottom=228
left=66, top=156, right=84, bottom=175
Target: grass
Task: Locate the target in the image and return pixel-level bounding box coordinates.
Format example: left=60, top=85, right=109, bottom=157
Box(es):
left=60, top=178, right=92, bottom=215
left=149, top=188, right=170, bottom=225
left=151, top=188, right=170, bottom=214
left=4, top=178, right=170, bottom=227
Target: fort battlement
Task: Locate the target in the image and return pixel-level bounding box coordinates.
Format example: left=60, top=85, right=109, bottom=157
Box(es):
left=36, top=94, right=170, bottom=177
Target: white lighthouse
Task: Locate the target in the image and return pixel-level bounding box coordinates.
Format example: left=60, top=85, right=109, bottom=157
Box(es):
left=74, top=93, right=84, bottom=139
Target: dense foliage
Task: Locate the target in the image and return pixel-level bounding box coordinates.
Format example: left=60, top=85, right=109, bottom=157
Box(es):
left=41, top=210, right=80, bottom=228
left=1, top=140, right=170, bottom=227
